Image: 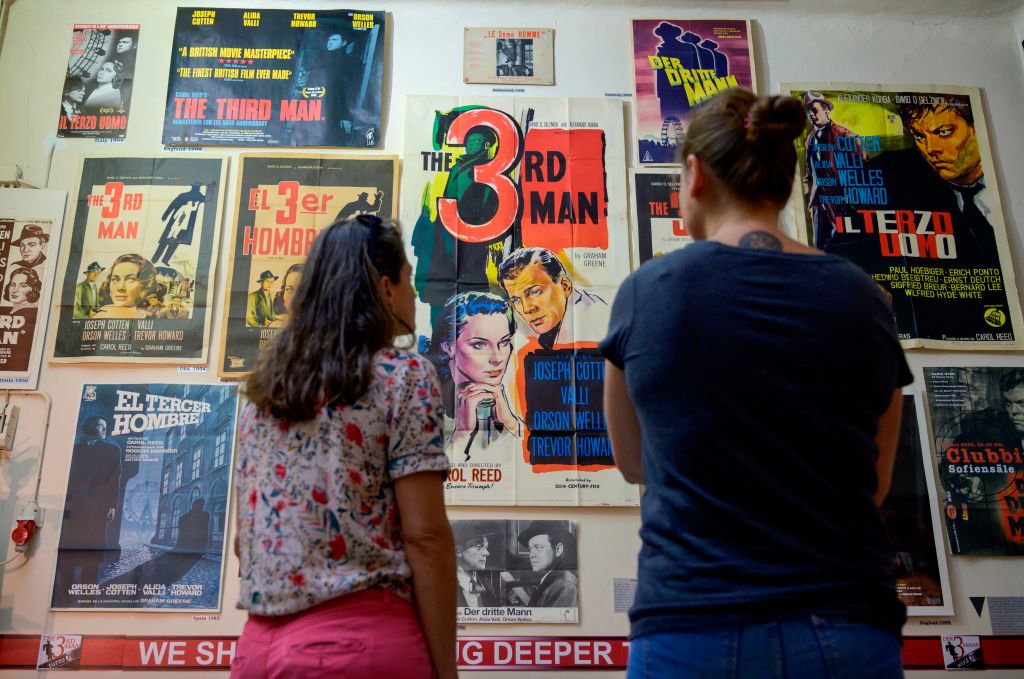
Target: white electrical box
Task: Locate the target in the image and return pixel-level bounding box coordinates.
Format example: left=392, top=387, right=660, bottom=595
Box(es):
left=0, top=405, right=19, bottom=452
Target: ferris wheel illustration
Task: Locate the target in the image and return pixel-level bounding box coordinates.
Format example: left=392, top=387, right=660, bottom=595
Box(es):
left=67, top=28, right=111, bottom=78
left=660, top=116, right=683, bottom=146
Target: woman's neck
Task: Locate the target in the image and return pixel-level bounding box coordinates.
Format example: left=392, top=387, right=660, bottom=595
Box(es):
left=702, top=202, right=781, bottom=244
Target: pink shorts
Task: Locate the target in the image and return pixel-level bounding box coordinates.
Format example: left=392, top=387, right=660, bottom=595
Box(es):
left=230, top=587, right=435, bottom=679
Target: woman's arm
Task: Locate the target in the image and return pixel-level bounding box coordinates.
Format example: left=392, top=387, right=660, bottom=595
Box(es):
left=394, top=471, right=458, bottom=679
left=604, top=361, right=643, bottom=484
left=874, top=388, right=903, bottom=505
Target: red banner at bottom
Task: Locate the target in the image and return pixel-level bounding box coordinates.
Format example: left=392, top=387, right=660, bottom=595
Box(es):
left=3, top=634, right=1024, bottom=671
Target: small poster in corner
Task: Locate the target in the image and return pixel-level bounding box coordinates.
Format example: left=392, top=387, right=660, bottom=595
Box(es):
left=36, top=634, right=83, bottom=670
left=452, top=519, right=578, bottom=623
left=941, top=635, right=984, bottom=670
left=463, top=28, right=554, bottom=85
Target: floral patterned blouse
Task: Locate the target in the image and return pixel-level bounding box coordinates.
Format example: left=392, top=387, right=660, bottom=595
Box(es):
left=234, top=348, right=449, bottom=616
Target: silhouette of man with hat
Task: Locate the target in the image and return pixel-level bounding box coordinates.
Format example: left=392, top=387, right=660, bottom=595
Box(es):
left=246, top=270, right=278, bottom=327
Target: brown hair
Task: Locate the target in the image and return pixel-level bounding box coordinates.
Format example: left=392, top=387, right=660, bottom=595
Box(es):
left=244, top=216, right=407, bottom=422
left=680, top=88, right=806, bottom=208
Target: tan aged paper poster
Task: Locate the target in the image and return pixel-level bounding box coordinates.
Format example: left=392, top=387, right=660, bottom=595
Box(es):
left=463, top=28, right=554, bottom=86
left=402, top=95, right=636, bottom=506
left=0, top=189, right=67, bottom=388
left=219, top=153, right=398, bottom=378
left=49, top=156, right=227, bottom=364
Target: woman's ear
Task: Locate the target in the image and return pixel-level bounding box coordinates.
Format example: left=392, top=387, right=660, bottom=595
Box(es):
left=442, top=341, right=454, bottom=359
left=378, top=275, right=395, bottom=310
left=685, top=154, right=706, bottom=199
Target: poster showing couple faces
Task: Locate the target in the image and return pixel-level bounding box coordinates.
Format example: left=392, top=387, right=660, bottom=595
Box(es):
left=52, top=383, right=238, bottom=610
left=784, top=83, right=1022, bottom=350
left=631, top=19, right=756, bottom=165
left=218, top=153, right=398, bottom=377
left=451, top=519, right=578, bottom=623
left=163, top=8, right=385, bottom=148
left=58, top=24, right=140, bottom=140
left=402, top=95, right=637, bottom=507
left=48, top=156, right=227, bottom=364
left=0, top=189, right=67, bottom=389
left=924, top=367, right=1024, bottom=557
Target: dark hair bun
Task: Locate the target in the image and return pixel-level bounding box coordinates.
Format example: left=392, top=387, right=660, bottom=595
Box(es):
left=746, top=95, right=806, bottom=145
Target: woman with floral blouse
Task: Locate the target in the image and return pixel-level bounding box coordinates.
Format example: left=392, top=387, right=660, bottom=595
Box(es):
left=232, top=215, right=457, bottom=678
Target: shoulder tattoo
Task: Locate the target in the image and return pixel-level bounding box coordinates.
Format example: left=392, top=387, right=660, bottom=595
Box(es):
left=738, top=231, right=783, bottom=251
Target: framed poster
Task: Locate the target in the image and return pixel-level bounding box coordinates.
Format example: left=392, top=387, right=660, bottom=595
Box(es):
left=219, top=153, right=398, bottom=377
left=51, top=383, right=238, bottom=611
left=403, top=95, right=636, bottom=506
left=163, top=8, right=385, bottom=148
left=631, top=19, right=755, bottom=165
left=924, top=367, right=1024, bottom=556
left=58, top=24, right=140, bottom=140
left=883, top=390, right=953, bottom=615
left=49, top=156, right=228, bottom=364
left=629, top=168, right=688, bottom=267
left=463, top=28, right=554, bottom=85
left=784, top=83, right=1022, bottom=350
left=0, top=189, right=66, bottom=389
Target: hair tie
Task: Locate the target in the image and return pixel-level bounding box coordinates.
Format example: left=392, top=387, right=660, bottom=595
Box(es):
left=743, top=113, right=751, bottom=130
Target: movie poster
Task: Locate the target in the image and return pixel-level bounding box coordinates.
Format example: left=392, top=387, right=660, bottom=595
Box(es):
left=883, top=391, right=953, bottom=615
left=163, top=8, right=385, bottom=148
left=0, top=189, right=67, bottom=389
left=52, top=383, right=238, bottom=610
left=629, top=169, right=688, bottom=267
left=924, top=367, right=1024, bottom=556
left=402, top=95, right=637, bottom=507
left=463, top=28, right=555, bottom=86
left=631, top=19, right=755, bottom=165
left=219, top=153, right=397, bottom=377
left=58, top=24, right=140, bottom=140
left=785, top=83, right=1022, bottom=349
left=49, top=156, right=227, bottom=364
left=37, top=635, right=83, bottom=670
left=452, top=519, right=578, bottom=623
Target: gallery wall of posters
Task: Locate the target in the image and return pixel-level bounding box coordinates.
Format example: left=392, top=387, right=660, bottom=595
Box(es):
left=629, top=168, right=687, bottom=266
left=463, top=28, right=554, bottom=86
left=58, top=24, right=140, bottom=140
left=163, top=8, right=385, bottom=148
left=52, top=383, right=238, bottom=610
left=785, top=83, right=1022, bottom=350
left=631, top=19, right=755, bottom=164
left=924, top=367, right=1024, bottom=557
left=402, top=95, right=636, bottom=506
left=49, top=156, right=227, bottom=364
left=0, top=189, right=66, bottom=389
left=452, top=519, right=578, bottom=623
left=219, top=153, right=398, bottom=378
left=883, top=391, right=953, bottom=615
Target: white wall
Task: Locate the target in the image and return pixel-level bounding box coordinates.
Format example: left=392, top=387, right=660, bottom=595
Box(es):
left=0, top=1, right=1023, bottom=677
